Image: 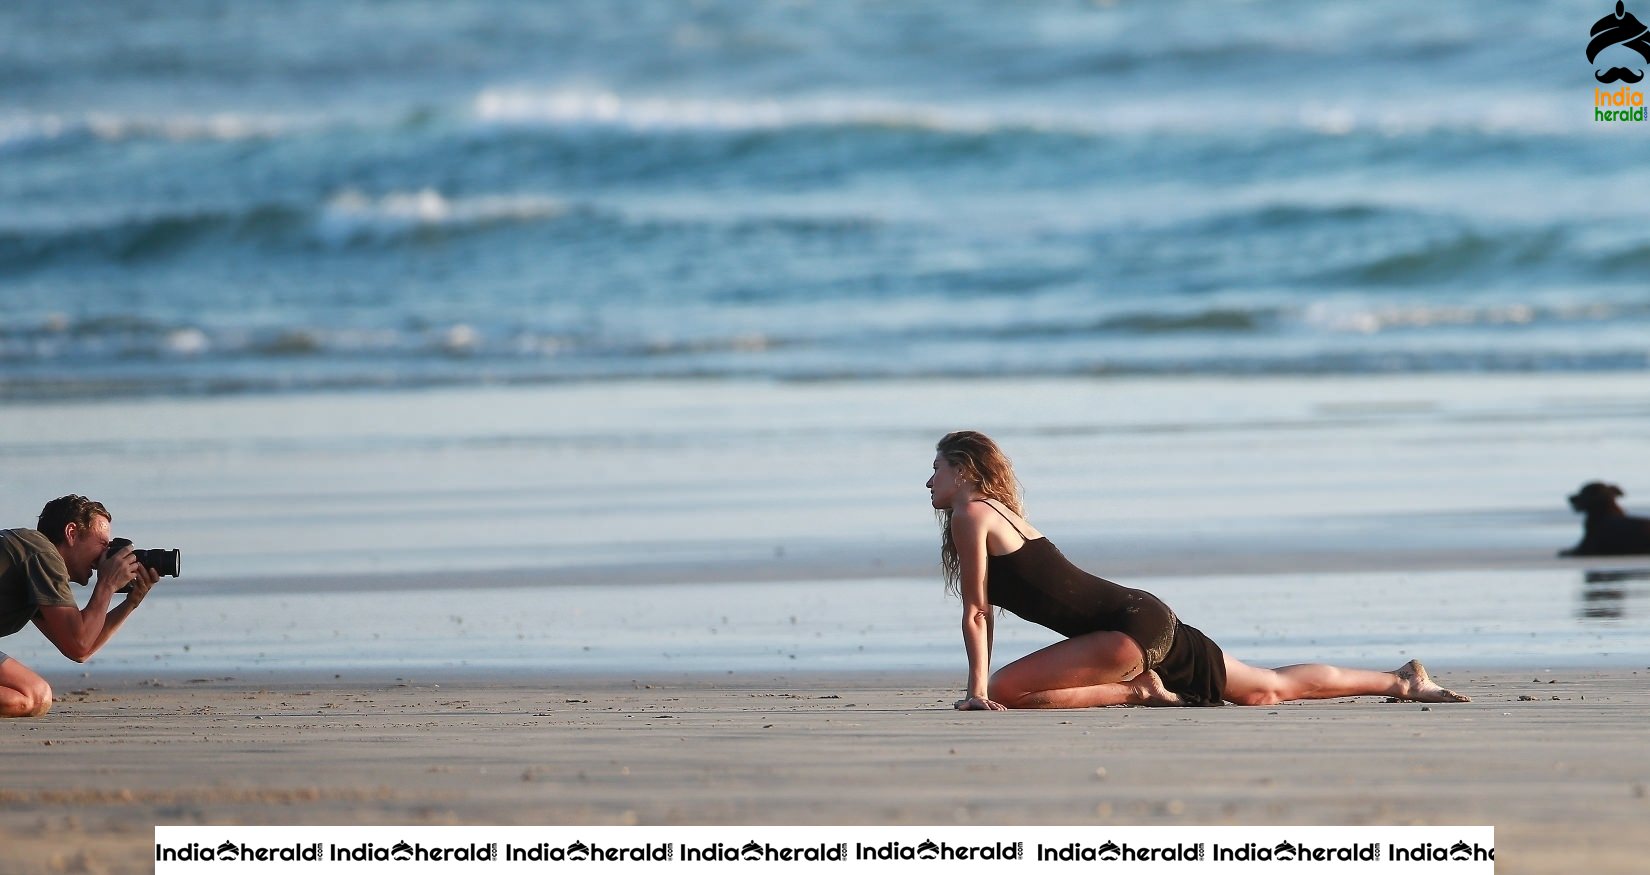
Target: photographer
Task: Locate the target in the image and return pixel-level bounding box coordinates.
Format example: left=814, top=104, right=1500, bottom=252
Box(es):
left=0, top=495, right=160, bottom=718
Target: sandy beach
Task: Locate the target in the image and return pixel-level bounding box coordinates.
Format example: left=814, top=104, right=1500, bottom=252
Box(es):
left=3, top=668, right=1647, bottom=874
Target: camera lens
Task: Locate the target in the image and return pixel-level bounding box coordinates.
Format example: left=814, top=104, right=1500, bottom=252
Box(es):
left=135, top=548, right=182, bottom=577
left=104, top=539, right=182, bottom=577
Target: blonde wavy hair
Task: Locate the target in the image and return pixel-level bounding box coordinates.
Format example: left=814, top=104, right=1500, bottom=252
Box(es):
left=935, top=430, right=1024, bottom=596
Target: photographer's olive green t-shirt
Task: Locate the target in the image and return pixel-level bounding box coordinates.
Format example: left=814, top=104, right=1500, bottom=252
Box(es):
left=0, top=528, right=78, bottom=638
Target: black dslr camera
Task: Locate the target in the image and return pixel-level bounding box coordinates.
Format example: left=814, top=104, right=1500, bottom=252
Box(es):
left=104, top=537, right=182, bottom=592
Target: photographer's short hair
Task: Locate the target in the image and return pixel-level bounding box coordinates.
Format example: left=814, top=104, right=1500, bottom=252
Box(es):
left=37, top=495, right=111, bottom=546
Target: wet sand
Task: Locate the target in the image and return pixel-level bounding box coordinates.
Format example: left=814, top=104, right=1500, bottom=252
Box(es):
left=3, top=668, right=1648, bottom=875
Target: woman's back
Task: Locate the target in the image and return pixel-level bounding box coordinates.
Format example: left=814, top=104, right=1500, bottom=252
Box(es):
left=974, top=499, right=1177, bottom=667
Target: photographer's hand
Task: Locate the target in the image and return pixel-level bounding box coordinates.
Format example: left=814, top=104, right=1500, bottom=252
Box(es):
left=94, top=546, right=140, bottom=596
left=122, top=565, right=160, bottom=607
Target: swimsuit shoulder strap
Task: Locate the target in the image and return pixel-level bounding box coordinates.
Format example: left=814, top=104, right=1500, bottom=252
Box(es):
left=971, top=498, right=1029, bottom=539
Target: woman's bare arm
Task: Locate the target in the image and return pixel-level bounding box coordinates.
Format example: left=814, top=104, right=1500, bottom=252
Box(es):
left=954, top=507, right=1005, bottom=710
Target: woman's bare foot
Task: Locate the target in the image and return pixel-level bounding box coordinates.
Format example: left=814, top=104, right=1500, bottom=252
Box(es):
left=1392, top=660, right=1470, bottom=703
left=1128, top=670, right=1184, bottom=706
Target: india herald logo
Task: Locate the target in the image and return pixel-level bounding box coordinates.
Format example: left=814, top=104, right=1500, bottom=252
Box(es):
left=1590, top=1, right=1650, bottom=82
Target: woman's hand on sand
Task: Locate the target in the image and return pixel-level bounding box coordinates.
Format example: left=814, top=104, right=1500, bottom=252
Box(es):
left=954, top=696, right=1007, bottom=711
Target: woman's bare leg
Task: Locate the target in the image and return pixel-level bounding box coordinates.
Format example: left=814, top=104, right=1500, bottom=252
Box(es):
left=1223, top=656, right=1469, bottom=705
left=988, top=631, right=1182, bottom=708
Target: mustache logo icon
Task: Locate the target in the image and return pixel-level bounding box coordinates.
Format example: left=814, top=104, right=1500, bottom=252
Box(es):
left=1589, top=2, right=1650, bottom=84
left=1596, top=65, right=1646, bottom=82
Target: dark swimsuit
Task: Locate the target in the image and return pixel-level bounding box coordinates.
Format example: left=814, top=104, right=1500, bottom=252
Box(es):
left=977, top=500, right=1228, bottom=706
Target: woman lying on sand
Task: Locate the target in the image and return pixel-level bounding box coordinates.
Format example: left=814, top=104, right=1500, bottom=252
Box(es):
left=929, top=431, right=1470, bottom=710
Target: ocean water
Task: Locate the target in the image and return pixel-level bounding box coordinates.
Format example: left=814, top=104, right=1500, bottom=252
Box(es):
left=3, top=0, right=1647, bottom=398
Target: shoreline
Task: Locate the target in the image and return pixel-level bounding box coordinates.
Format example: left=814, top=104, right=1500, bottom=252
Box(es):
left=175, top=545, right=1642, bottom=592
left=6, top=556, right=1645, bottom=679
left=3, top=668, right=1647, bottom=875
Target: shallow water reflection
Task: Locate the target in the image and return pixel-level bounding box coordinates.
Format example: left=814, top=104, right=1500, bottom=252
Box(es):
left=1580, top=568, right=1650, bottom=622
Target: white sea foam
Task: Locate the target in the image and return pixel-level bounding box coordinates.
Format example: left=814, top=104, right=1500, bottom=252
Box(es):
left=314, top=188, right=565, bottom=244
left=82, top=113, right=305, bottom=142
left=1301, top=301, right=1625, bottom=335
left=0, top=115, right=67, bottom=151
left=472, top=87, right=1013, bottom=133
left=0, top=86, right=1579, bottom=157
left=470, top=85, right=1586, bottom=138
left=162, top=328, right=211, bottom=357
left=0, top=111, right=312, bottom=151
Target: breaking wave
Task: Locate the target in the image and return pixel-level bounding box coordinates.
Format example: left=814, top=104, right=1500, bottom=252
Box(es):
left=0, top=190, right=569, bottom=270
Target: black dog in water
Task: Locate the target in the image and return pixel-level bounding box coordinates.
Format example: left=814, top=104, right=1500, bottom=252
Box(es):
left=1561, top=482, right=1650, bottom=556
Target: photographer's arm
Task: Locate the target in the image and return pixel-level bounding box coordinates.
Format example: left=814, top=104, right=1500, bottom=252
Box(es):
left=33, top=552, right=159, bottom=663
